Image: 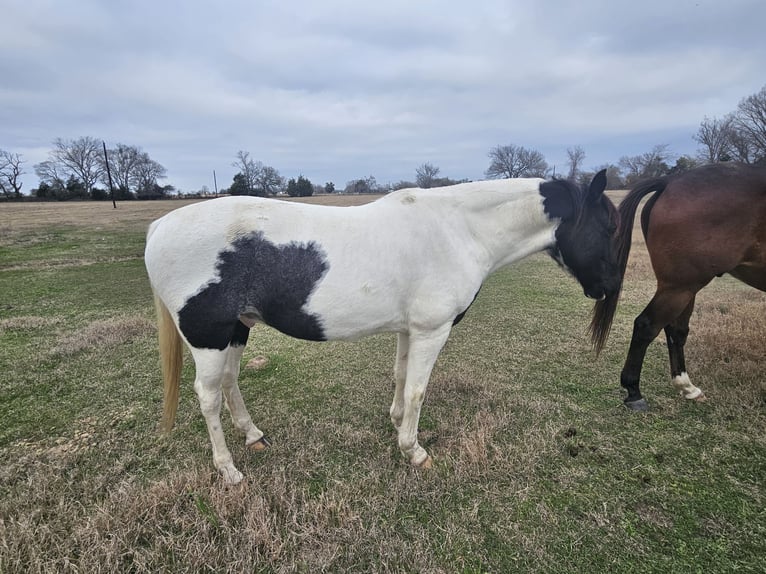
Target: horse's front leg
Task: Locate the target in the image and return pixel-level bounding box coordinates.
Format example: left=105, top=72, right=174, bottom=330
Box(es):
left=396, top=324, right=452, bottom=468
left=389, top=332, right=409, bottom=430
left=664, top=296, right=705, bottom=401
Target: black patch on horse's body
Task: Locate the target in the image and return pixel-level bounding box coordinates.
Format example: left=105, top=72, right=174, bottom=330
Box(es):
left=230, top=320, right=250, bottom=347
left=539, top=179, right=576, bottom=221
left=178, top=232, right=329, bottom=350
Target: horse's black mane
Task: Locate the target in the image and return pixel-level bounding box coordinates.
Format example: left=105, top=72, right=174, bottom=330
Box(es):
left=539, top=176, right=588, bottom=224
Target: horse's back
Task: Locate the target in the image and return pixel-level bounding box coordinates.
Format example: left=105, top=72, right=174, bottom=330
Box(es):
left=644, top=163, right=766, bottom=288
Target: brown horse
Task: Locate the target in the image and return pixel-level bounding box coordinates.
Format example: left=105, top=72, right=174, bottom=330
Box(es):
left=590, top=162, right=766, bottom=410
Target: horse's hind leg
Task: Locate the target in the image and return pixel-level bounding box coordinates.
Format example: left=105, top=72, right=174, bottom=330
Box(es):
left=621, top=288, right=695, bottom=410
left=220, top=339, right=268, bottom=451
left=389, top=332, right=409, bottom=430
left=664, top=296, right=705, bottom=401
left=190, top=347, right=244, bottom=484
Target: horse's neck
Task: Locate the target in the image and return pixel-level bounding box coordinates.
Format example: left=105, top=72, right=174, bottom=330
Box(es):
left=459, top=188, right=557, bottom=273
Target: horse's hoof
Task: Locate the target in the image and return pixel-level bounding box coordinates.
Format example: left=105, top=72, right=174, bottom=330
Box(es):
left=221, top=467, right=244, bottom=485
left=624, top=398, right=649, bottom=412
left=415, top=455, right=433, bottom=469
left=694, top=393, right=707, bottom=403
left=248, top=436, right=271, bottom=452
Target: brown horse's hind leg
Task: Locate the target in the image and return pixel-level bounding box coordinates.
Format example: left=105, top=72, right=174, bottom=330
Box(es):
left=621, top=289, right=695, bottom=410
left=664, top=296, right=706, bottom=401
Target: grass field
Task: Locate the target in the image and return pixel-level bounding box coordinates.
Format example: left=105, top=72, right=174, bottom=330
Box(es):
left=1, top=194, right=765, bottom=573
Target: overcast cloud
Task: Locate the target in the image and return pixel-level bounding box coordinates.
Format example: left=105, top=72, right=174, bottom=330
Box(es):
left=2, top=0, right=765, bottom=193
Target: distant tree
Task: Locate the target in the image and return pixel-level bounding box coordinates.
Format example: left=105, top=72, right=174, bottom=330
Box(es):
left=619, top=144, right=673, bottom=185
left=486, top=144, right=549, bottom=178
left=137, top=183, right=174, bottom=200
left=694, top=116, right=735, bottom=163
left=63, top=176, right=88, bottom=200
left=669, top=155, right=700, bottom=175
left=228, top=173, right=250, bottom=196
left=34, top=159, right=67, bottom=190
left=232, top=150, right=258, bottom=193
left=101, top=143, right=141, bottom=193
left=32, top=171, right=82, bottom=200
left=32, top=181, right=58, bottom=199
left=415, top=163, right=440, bottom=188
left=286, top=175, right=314, bottom=197
left=566, top=146, right=586, bottom=181
left=254, top=164, right=285, bottom=195
left=134, top=157, right=167, bottom=198
left=344, top=175, right=379, bottom=194
left=231, top=150, right=284, bottom=196
left=99, top=143, right=167, bottom=199
left=392, top=180, right=416, bottom=191
left=732, top=85, right=766, bottom=163
left=0, top=149, right=25, bottom=198
left=43, top=137, right=104, bottom=198
left=324, top=182, right=335, bottom=194
left=600, top=164, right=625, bottom=190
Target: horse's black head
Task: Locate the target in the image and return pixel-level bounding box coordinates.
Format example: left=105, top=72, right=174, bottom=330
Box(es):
left=541, top=170, right=621, bottom=301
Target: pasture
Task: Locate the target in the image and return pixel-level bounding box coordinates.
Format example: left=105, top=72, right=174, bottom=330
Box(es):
left=1, top=194, right=765, bottom=573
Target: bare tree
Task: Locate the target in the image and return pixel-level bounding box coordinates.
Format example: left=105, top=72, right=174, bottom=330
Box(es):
left=566, top=146, right=586, bottom=181
left=34, top=159, right=67, bottom=189
left=232, top=150, right=258, bottom=193
left=45, top=136, right=104, bottom=196
left=0, top=149, right=25, bottom=198
left=232, top=151, right=283, bottom=196
left=415, top=163, right=440, bottom=188
left=253, top=163, right=284, bottom=195
left=133, top=155, right=168, bottom=197
left=732, top=85, right=766, bottom=162
left=344, top=176, right=379, bottom=194
left=486, top=144, right=549, bottom=178
left=727, top=126, right=758, bottom=163
left=694, top=116, right=735, bottom=163
left=619, top=144, right=674, bottom=185
left=102, top=143, right=143, bottom=193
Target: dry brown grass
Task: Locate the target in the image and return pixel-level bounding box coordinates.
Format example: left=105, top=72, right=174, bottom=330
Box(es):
left=1, top=199, right=205, bottom=234
left=1, top=194, right=384, bottom=235
left=51, top=315, right=155, bottom=356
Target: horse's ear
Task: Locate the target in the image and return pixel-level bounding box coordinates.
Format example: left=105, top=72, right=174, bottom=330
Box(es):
left=587, top=169, right=608, bottom=203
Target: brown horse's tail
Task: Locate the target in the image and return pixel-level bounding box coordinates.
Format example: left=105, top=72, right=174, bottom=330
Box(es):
left=589, top=177, right=669, bottom=353
left=155, top=294, right=184, bottom=433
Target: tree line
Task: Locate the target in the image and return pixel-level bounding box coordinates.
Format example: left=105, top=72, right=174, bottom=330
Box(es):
left=2, top=85, right=764, bottom=201
left=0, top=136, right=173, bottom=201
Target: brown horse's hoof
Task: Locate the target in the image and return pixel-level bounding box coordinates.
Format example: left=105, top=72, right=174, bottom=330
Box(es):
left=415, top=455, right=433, bottom=469
left=248, top=436, right=271, bottom=452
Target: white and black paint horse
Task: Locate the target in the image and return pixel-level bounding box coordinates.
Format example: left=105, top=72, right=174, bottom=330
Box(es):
left=145, top=171, right=620, bottom=483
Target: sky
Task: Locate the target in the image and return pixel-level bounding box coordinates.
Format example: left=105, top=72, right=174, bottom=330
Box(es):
left=2, top=0, right=765, bottom=194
